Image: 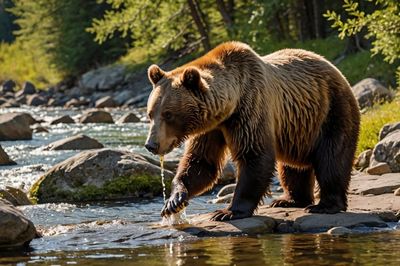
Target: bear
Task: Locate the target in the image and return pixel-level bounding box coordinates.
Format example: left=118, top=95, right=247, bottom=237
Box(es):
left=144, top=41, right=360, bottom=221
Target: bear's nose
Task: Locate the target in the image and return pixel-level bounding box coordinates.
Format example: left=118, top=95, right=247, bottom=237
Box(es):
left=145, top=141, right=159, bottom=154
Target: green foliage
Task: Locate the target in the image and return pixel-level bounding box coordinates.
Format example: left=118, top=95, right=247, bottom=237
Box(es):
left=10, top=0, right=127, bottom=76
left=357, top=92, right=400, bottom=154
left=0, top=40, right=60, bottom=87
left=325, top=0, right=400, bottom=86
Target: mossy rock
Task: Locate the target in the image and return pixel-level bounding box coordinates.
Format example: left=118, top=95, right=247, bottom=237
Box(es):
left=30, top=148, right=173, bottom=203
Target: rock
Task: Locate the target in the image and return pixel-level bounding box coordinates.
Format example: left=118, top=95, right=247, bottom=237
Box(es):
left=208, top=193, right=233, bottom=204
left=370, top=130, right=400, bottom=172
left=79, top=109, right=114, bottom=123
left=379, top=122, right=400, bottom=140
left=350, top=173, right=400, bottom=195
left=352, top=78, right=392, bottom=109
left=219, top=161, right=236, bottom=185
left=366, top=162, right=392, bottom=175
left=217, top=184, right=236, bottom=197
left=80, top=65, right=125, bottom=91
left=327, top=226, right=352, bottom=235
left=50, top=115, right=75, bottom=125
left=123, top=90, right=150, bottom=108
left=394, top=187, right=400, bottom=196
left=0, top=145, right=16, bottom=165
left=1, top=80, right=16, bottom=93
left=27, top=94, right=46, bottom=106
left=0, top=199, right=38, bottom=249
left=0, top=113, right=33, bottom=141
left=45, top=134, right=104, bottom=150
left=0, top=97, right=7, bottom=105
left=117, top=112, right=141, bottom=123
left=95, top=96, right=117, bottom=108
left=0, top=187, right=32, bottom=206
left=66, top=86, right=81, bottom=98
left=64, top=98, right=89, bottom=108
left=184, top=214, right=276, bottom=236
left=114, top=90, right=135, bottom=105
left=15, top=81, right=36, bottom=97
left=30, top=148, right=174, bottom=203
left=1, top=99, right=20, bottom=108
left=355, top=149, right=372, bottom=171
left=31, top=125, right=49, bottom=133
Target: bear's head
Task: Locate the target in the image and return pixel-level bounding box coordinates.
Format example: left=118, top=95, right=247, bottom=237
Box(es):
left=145, top=64, right=209, bottom=155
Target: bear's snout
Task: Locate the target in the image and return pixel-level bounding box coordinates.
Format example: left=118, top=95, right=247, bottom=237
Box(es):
left=145, top=140, right=160, bottom=154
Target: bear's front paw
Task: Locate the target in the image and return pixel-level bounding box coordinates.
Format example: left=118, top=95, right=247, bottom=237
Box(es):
left=304, top=203, right=343, bottom=214
left=210, top=209, right=252, bottom=221
left=161, top=190, right=189, bottom=217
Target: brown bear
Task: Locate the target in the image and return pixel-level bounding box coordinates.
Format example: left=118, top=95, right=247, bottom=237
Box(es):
left=145, top=41, right=360, bottom=221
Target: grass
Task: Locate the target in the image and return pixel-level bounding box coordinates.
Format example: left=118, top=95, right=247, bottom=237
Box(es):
left=357, top=92, right=400, bottom=155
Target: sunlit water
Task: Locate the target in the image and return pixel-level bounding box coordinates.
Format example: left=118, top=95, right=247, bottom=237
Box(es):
left=1, top=107, right=399, bottom=265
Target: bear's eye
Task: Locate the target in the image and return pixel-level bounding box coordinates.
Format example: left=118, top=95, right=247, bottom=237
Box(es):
left=162, top=111, right=173, bottom=121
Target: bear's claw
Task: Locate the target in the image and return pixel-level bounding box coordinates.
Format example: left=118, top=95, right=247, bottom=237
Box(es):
left=210, top=209, right=252, bottom=221
left=161, top=191, right=189, bottom=217
left=304, top=204, right=343, bottom=214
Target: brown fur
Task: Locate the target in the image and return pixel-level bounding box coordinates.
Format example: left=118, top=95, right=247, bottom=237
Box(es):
left=145, top=41, right=360, bottom=220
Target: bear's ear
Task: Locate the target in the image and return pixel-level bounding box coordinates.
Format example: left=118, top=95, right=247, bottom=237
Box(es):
left=181, top=67, right=208, bottom=93
left=148, top=64, right=165, bottom=85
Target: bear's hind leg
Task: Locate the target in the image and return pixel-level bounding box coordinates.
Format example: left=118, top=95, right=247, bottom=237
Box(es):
left=270, top=163, right=315, bottom=208
left=305, top=137, right=354, bottom=214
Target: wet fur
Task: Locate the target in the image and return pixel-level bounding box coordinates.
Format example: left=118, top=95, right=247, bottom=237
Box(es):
left=147, top=42, right=360, bottom=220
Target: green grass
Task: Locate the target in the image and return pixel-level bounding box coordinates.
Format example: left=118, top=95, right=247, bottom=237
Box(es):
left=357, top=92, right=400, bottom=155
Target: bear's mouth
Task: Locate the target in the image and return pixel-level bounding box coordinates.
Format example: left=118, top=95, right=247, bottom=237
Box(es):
left=162, top=139, right=179, bottom=155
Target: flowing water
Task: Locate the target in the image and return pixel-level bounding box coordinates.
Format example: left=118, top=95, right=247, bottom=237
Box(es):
left=1, top=107, right=399, bottom=265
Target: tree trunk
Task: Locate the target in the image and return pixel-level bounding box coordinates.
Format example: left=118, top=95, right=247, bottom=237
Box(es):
left=216, top=0, right=234, bottom=36
left=187, top=0, right=211, bottom=51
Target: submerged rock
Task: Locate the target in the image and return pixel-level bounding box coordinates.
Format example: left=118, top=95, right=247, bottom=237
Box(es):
left=30, top=148, right=174, bottom=203
left=0, top=113, right=34, bottom=141
left=0, top=199, right=38, bottom=249
left=44, top=134, right=104, bottom=151
left=79, top=109, right=114, bottom=123
left=0, top=145, right=16, bottom=165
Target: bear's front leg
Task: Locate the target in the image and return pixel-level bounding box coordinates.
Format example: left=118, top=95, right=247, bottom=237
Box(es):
left=211, top=151, right=275, bottom=221
left=161, top=130, right=227, bottom=217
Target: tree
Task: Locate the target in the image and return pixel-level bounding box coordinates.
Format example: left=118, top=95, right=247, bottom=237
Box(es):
left=11, top=0, right=127, bottom=76
left=325, top=0, right=400, bottom=85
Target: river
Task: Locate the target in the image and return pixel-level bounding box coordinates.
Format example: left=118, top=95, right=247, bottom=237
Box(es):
left=1, top=107, right=399, bottom=265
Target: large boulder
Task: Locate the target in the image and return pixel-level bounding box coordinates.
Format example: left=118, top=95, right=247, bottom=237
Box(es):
left=0, top=113, right=34, bottom=141
left=350, top=173, right=400, bottom=195
left=0, top=145, right=16, bottom=165
left=95, top=96, right=117, bottom=108
left=369, top=130, right=400, bottom=173
left=352, top=78, right=392, bottom=109
left=44, top=134, right=104, bottom=150
left=379, top=122, right=400, bottom=141
left=79, top=109, right=114, bottom=123
left=80, top=65, right=125, bottom=91
left=0, top=80, right=16, bottom=94
left=30, top=149, right=174, bottom=203
left=0, top=199, right=38, bottom=249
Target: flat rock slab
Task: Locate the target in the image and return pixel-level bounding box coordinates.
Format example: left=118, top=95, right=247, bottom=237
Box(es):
left=350, top=173, right=400, bottom=195
left=171, top=193, right=399, bottom=236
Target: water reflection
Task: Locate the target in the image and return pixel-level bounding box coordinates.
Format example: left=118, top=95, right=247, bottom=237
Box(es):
left=1, top=231, right=399, bottom=265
